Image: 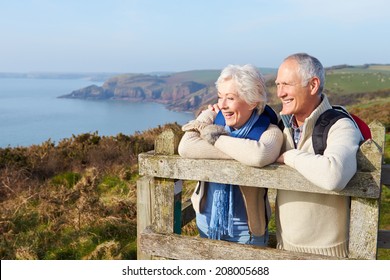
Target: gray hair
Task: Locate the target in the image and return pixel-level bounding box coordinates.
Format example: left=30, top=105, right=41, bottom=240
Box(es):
left=284, top=53, right=325, bottom=94
left=215, top=64, right=267, bottom=114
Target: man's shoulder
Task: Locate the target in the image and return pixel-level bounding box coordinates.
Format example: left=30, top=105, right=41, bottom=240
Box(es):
left=313, top=108, right=363, bottom=155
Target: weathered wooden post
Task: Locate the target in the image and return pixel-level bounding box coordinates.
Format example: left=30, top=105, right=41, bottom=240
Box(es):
left=348, top=121, right=385, bottom=259
left=136, top=176, right=154, bottom=260
left=137, top=127, right=183, bottom=259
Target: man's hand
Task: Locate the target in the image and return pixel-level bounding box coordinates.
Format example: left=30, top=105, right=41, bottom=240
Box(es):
left=277, top=153, right=285, bottom=163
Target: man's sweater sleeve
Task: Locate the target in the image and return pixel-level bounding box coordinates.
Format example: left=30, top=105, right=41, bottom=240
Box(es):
left=283, top=118, right=362, bottom=191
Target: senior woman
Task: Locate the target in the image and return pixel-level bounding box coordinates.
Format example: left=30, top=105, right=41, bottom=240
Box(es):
left=178, top=64, right=283, bottom=246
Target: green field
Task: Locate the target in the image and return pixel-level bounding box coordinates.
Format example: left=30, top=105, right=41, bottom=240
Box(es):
left=325, top=66, right=390, bottom=94
left=166, top=67, right=278, bottom=86
left=367, top=65, right=390, bottom=72
left=167, top=69, right=221, bottom=85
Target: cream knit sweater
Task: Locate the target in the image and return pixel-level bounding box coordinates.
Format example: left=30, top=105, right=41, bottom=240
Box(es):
left=276, top=94, right=362, bottom=258
left=178, top=108, right=283, bottom=236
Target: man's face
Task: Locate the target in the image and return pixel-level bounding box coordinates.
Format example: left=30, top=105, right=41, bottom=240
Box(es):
left=275, top=59, right=313, bottom=123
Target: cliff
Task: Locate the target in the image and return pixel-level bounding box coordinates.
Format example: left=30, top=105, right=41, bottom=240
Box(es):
left=59, top=71, right=221, bottom=112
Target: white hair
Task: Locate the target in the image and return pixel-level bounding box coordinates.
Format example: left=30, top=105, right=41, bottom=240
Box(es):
left=215, top=64, right=267, bottom=114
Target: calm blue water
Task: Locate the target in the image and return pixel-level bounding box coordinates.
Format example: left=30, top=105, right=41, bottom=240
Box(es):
left=0, top=78, right=194, bottom=147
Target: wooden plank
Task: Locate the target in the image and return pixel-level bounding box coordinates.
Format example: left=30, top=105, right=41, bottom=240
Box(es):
left=368, top=121, right=386, bottom=154
left=149, top=178, right=176, bottom=260
left=153, top=178, right=175, bottom=233
left=136, top=176, right=154, bottom=260
left=348, top=121, right=384, bottom=259
left=139, top=226, right=342, bottom=260
left=139, top=153, right=381, bottom=199
left=180, top=202, right=390, bottom=250
left=154, top=127, right=182, bottom=155
left=349, top=198, right=380, bottom=259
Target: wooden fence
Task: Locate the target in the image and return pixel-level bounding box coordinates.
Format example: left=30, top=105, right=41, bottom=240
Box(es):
left=137, top=121, right=389, bottom=260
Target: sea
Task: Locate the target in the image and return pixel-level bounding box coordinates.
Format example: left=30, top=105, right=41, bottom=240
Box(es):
left=0, top=78, right=195, bottom=148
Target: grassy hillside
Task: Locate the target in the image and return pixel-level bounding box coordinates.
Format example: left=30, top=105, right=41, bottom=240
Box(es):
left=166, top=69, right=220, bottom=85
left=165, top=67, right=278, bottom=86
left=326, top=71, right=390, bottom=94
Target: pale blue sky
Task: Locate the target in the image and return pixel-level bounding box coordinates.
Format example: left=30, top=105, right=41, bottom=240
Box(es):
left=1, top=0, right=389, bottom=73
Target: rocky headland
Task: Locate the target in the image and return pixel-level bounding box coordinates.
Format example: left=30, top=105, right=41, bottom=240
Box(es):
left=58, top=71, right=224, bottom=112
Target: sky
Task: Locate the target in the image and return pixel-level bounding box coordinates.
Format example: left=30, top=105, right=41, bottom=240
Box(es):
left=1, top=0, right=389, bottom=73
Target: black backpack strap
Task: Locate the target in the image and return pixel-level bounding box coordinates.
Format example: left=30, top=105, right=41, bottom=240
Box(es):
left=312, top=109, right=351, bottom=155
left=263, top=105, right=279, bottom=125
left=278, top=119, right=285, bottom=131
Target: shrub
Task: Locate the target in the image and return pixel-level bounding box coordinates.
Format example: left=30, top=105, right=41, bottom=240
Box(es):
left=51, top=172, right=82, bottom=189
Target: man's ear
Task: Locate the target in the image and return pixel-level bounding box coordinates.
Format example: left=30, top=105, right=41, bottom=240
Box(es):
left=309, top=77, right=320, bottom=95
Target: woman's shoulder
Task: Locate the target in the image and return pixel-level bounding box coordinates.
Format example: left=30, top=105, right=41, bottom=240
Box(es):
left=259, top=123, right=284, bottom=145
left=266, top=123, right=283, bottom=135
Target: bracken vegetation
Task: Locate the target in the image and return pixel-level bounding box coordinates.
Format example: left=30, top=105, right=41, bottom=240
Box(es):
left=0, top=123, right=181, bottom=259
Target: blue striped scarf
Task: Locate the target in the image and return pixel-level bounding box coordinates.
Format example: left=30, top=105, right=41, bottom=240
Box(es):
left=208, top=110, right=260, bottom=240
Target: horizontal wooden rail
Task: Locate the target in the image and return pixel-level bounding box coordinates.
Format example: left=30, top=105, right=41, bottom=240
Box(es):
left=139, top=153, right=381, bottom=199
left=140, top=226, right=341, bottom=260
left=180, top=194, right=390, bottom=250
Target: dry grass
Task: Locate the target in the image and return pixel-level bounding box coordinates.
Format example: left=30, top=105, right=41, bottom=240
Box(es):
left=0, top=123, right=181, bottom=260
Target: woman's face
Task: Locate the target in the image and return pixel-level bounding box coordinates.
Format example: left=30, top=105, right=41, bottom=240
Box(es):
left=217, top=79, right=255, bottom=129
